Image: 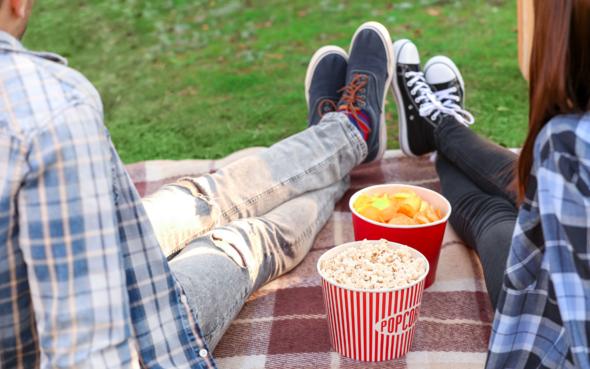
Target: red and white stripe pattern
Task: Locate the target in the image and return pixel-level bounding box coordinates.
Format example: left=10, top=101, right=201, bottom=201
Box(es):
left=321, top=278, right=426, bottom=362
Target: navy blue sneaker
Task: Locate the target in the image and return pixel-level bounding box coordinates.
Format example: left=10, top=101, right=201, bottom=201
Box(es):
left=390, top=40, right=473, bottom=157
left=305, top=46, right=348, bottom=127
left=338, top=22, right=394, bottom=164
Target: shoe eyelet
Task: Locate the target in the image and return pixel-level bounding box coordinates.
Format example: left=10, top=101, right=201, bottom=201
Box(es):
left=408, top=105, right=413, bottom=110
left=361, top=101, right=366, bottom=106
left=410, top=115, right=414, bottom=120
left=360, top=89, right=365, bottom=92
left=407, top=82, right=412, bottom=87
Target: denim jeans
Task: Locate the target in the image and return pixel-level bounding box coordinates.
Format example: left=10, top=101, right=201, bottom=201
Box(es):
left=141, top=112, right=366, bottom=350
left=434, top=115, right=519, bottom=311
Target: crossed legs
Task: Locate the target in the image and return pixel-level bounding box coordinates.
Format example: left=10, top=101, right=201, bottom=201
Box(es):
left=434, top=116, right=519, bottom=310
left=142, top=113, right=366, bottom=350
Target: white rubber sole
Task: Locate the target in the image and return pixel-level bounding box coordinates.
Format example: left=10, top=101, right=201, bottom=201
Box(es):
left=424, top=55, right=466, bottom=106
left=350, top=22, right=395, bottom=164
left=391, top=39, right=418, bottom=157
left=304, top=46, right=349, bottom=109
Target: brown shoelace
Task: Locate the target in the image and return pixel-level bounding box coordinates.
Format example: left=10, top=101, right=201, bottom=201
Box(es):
left=337, top=74, right=370, bottom=134
left=318, top=99, right=338, bottom=118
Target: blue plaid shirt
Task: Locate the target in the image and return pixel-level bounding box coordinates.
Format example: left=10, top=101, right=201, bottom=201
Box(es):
left=487, top=112, right=590, bottom=368
left=0, top=31, right=216, bottom=368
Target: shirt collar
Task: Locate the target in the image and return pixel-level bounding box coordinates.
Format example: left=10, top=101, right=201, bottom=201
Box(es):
left=0, top=30, right=68, bottom=66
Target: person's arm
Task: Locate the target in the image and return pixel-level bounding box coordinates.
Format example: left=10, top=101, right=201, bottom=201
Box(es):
left=536, top=135, right=590, bottom=367
left=17, top=104, right=138, bottom=368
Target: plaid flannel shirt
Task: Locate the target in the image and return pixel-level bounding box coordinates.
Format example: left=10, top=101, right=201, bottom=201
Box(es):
left=487, top=112, right=590, bottom=368
left=0, top=31, right=216, bottom=368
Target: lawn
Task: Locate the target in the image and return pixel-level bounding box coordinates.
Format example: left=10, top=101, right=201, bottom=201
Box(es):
left=23, top=0, right=529, bottom=164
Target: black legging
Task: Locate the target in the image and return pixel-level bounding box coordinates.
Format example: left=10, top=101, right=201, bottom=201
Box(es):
left=433, top=115, right=518, bottom=311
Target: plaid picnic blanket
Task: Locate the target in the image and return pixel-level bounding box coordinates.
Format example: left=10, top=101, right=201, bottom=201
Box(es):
left=126, top=149, right=493, bottom=369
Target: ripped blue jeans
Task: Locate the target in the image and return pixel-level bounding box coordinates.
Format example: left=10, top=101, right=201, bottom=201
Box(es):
left=141, top=113, right=367, bottom=350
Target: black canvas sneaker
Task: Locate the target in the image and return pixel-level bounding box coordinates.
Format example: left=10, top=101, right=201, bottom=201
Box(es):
left=423, top=55, right=473, bottom=129
left=424, top=55, right=466, bottom=111
left=338, top=22, right=394, bottom=164
left=305, top=46, right=348, bottom=127
left=390, top=40, right=474, bottom=157
left=390, top=39, right=437, bottom=157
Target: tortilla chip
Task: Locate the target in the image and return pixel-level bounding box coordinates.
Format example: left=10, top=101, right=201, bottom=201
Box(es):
left=388, top=213, right=418, bottom=226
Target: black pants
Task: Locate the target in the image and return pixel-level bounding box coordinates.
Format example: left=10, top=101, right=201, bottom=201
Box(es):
left=434, top=116, right=518, bottom=311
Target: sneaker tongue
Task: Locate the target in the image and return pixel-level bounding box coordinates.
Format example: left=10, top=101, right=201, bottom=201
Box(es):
left=400, top=63, right=421, bottom=73
left=430, top=79, right=457, bottom=93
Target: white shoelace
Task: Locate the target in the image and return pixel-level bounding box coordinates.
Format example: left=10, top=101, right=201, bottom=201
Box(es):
left=405, top=71, right=475, bottom=127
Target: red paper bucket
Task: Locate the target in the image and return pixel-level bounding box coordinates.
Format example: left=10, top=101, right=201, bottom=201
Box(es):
left=317, top=241, right=429, bottom=361
left=349, top=184, right=451, bottom=289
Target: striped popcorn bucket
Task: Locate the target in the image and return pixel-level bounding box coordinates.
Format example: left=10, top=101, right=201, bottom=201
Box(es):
left=317, top=241, right=429, bottom=362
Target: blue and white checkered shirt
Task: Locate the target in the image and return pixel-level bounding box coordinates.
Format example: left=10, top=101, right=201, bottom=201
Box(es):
left=0, top=31, right=216, bottom=368
left=487, top=112, right=590, bottom=368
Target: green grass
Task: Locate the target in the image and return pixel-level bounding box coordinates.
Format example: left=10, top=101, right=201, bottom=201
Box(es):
left=22, top=0, right=529, bottom=164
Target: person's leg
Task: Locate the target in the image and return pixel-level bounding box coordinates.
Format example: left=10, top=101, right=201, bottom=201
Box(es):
left=392, top=48, right=518, bottom=307
left=144, top=23, right=394, bottom=259
left=436, top=154, right=517, bottom=310
left=169, top=176, right=349, bottom=350
left=143, top=112, right=366, bottom=258
left=434, top=115, right=518, bottom=207
left=392, top=46, right=518, bottom=207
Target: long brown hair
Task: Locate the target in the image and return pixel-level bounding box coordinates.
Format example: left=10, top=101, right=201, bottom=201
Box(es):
left=517, top=0, right=590, bottom=201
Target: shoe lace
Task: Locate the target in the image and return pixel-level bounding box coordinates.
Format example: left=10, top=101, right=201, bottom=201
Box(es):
left=337, top=74, right=371, bottom=134
left=318, top=99, right=337, bottom=118
left=405, top=71, right=475, bottom=126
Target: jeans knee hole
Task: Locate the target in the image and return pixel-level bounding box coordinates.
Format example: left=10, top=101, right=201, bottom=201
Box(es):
left=172, top=180, right=202, bottom=197
left=212, top=234, right=246, bottom=268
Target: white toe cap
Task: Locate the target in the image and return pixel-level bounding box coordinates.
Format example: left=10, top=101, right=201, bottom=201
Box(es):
left=424, top=63, right=456, bottom=84
left=394, top=40, right=420, bottom=64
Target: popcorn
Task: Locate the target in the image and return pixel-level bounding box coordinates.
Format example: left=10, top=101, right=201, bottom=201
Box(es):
left=320, top=239, right=426, bottom=290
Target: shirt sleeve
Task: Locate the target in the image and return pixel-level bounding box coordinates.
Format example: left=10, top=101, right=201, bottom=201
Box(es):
left=536, top=142, right=590, bottom=367
left=17, top=103, right=138, bottom=368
